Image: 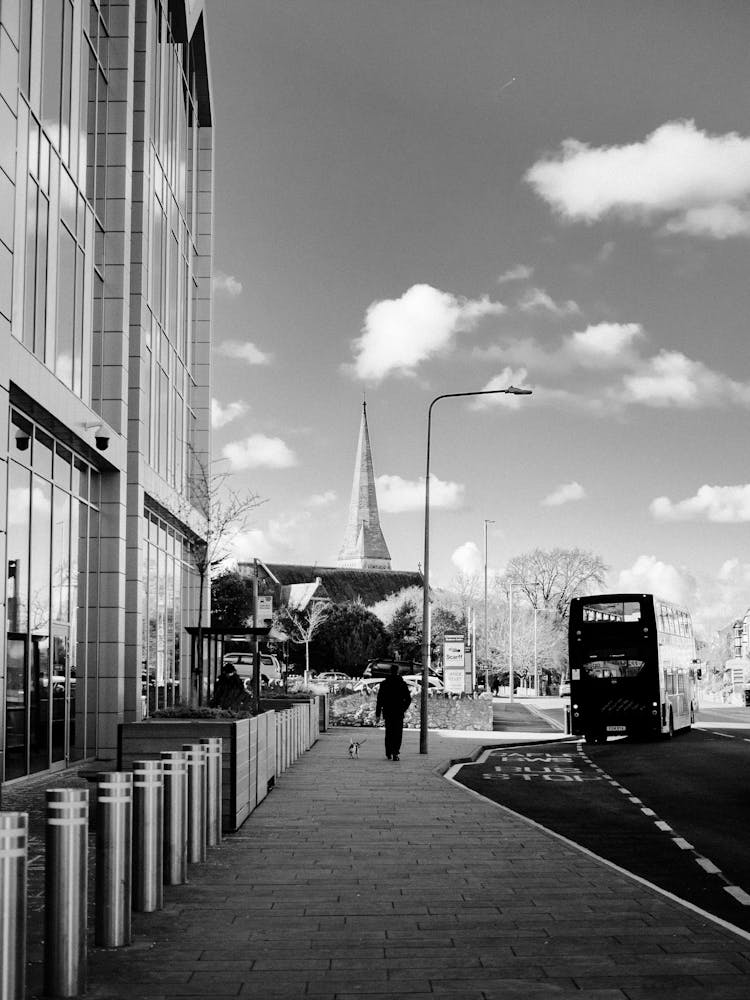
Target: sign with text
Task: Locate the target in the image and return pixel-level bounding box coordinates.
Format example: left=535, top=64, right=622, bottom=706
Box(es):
left=443, top=668, right=466, bottom=695
left=253, top=595, right=273, bottom=627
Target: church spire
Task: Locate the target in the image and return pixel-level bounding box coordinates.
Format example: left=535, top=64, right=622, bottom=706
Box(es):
left=337, top=402, right=392, bottom=570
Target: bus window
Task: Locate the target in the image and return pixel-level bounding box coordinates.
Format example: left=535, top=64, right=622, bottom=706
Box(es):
left=584, top=658, right=646, bottom=679
left=677, top=673, right=685, bottom=693
left=665, top=673, right=675, bottom=694
left=582, top=600, right=641, bottom=623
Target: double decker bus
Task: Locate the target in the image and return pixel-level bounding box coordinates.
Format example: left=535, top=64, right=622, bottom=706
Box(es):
left=568, top=593, right=697, bottom=744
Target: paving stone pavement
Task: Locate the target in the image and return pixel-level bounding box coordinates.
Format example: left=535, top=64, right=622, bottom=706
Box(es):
left=5, top=727, right=750, bottom=999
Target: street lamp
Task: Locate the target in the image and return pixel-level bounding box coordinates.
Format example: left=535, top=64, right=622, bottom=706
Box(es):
left=483, top=519, right=495, bottom=695
left=420, top=385, right=533, bottom=754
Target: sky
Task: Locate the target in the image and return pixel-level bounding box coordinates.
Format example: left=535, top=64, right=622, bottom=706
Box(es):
left=206, top=0, right=750, bottom=635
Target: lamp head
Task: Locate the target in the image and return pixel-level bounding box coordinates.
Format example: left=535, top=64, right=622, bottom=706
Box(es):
left=506, top=386, right=533, bottom=395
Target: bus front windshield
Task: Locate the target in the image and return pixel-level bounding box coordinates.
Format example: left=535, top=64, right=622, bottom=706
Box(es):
left=582, top=658, right=646, bottom=679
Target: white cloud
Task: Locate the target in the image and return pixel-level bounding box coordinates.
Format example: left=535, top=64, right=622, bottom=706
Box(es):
left=541, top=481, right=586, bottom=507
left=650, top=484, right=750, bottom=523
left=617, top=555, right=698, bottom=608
left=222, top=434, right=297, bottom=471
left=216, top=340, right=271, bottom=365
left=497, top=264, right=534, bottom=284
left=350, top=284, right=506, bottom=381
left=526, top=120, right=750, bottom=238
left=451, top=541, right=482, bottom=577
left=211, top=398, right=249, bottom=429
left=229, top=511, right=314, bottom=564
left=307, top=490, right=337, bottom=508
left=213, top=271, right=243, bottom=297
left=619, top=351, right=750, bottom=408
left=375, top=473, right=464, bottom=513
left=517, top=287, right=580, bottom=316
left=565, top=323, right=643, bottom=369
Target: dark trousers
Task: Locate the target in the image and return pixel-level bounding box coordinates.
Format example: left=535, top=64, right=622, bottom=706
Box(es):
left=384, top=713, right=405, bottom=757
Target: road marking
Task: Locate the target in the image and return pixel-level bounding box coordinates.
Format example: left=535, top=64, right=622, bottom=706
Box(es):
left=673, top=838, right=693, bottom=850
left=617, top=787, right=631, bottom=795
left=696, top=857, right=722, bottom=874
left=641, top=807, right=656, bottom=817
left=724, top=886, right=750, bottom=905
left=655, top=820, right=672, bottom=832
left=629, top=796, right=642, bottom=804
left=709, top=731, right=735, bottom=739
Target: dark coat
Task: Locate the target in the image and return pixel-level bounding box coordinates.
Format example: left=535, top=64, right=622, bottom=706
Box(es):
left=376, top=675, right=412, bottom=719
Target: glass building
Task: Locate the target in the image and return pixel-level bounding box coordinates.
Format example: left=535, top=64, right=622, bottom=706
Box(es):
left=0, top=0, right=213, bottom=782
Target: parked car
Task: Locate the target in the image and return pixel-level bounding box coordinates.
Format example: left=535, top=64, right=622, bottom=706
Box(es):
left=352, top=677, right=383, bottom=694
left=315, top=671, right=353, bottom=692
left=223, top=652, right=282, bottom=688
left=403, top=674, right=444, bottom=694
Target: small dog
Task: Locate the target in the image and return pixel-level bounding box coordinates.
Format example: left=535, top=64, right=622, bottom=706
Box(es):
left=348, top=739, right=366, bottom=758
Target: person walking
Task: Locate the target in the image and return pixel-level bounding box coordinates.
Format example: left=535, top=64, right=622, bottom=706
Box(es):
left=375, top=664, right=412, bottom=761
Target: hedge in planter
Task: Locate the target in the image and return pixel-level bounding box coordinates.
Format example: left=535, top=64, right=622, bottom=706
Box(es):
left=331, top=692, right=493, bottom=731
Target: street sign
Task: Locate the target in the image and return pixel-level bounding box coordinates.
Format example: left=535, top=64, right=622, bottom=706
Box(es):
left=443, top=636, right=466, bottom=668
left=253, top=595, right=273, bottom=627
left=444, top=668, right=465, bottom=695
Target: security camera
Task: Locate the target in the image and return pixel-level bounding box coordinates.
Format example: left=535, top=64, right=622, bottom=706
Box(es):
left=15, top=429, right=31, bottom=451
left=95, top=429, right=110, bottom=451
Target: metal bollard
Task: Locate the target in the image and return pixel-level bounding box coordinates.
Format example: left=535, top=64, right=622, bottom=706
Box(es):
left=95, top=772, right=132, bottom=947
left=45, top=788, right=88, bottom=999
left=1, top=812, right=28, bottom=1000
left=183, top=744, right=207, bottom=864
left=161, top=751, right=188, bottom=885
left=565, top=704, right=572, bottom=734
left=132, top=760, right=163, bottom=912
left=200, top=738, right=223, bottom=846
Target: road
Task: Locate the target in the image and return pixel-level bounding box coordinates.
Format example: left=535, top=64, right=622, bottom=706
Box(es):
left=456, top=702, right=750, bottom=934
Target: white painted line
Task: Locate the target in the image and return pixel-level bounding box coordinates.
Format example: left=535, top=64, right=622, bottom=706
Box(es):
left=724, top=886, right=750, bottom=906
left=618, top=787, right=631, bottom=795
left=641, top=807, right=656, bottom=817
left=629, top=797, right=642, bottom=804
left=609, top=780, right=621, bottom=787
left=655, top=820, right=672, bottom=832
left=672, top=838, right=693, bottom=850
left=696, top=857, right=722, bottom=875
left=709, top=731, right=735, bottom=739
left=445, top=767, right=750, bottom=945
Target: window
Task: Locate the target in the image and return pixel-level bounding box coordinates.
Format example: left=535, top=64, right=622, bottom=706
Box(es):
left=584, top=658, right=646, bottom=679
left=582, top=600, right=641, bottom=623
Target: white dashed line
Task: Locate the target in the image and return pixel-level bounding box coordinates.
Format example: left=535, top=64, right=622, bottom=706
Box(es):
left=724, top=886, right=750, bottom=906
left=696, top=858, right=722, bottom=875
left=629, top=797, right=642, bottom=804
left=673, top=838, right=693, bottom=850
left=641, top=807, right=656, bottom=817
left=655, top=820, right=672, bottom=832
left=710, top=731, right=735, bottom=739
left=617, top=787, right=631, bottom=795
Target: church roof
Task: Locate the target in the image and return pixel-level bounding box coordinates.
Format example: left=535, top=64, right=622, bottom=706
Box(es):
left=260, top=563, right=423, bottom=607
left=338, top=402, right=391, bottom=568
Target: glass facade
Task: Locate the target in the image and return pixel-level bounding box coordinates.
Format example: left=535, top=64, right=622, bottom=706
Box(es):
left=5, top=409, right=100, bottom=779
left=141, top=508, right=197, bottom=716
left=2, top=0, right=213, bottom=779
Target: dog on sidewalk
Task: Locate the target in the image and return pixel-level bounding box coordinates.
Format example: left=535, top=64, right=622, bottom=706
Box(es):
left=348, top=738, right=366, bottom=758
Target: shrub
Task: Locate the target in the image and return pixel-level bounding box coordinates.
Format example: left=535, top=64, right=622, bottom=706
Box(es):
left=331, top=692, right=493, bottom=731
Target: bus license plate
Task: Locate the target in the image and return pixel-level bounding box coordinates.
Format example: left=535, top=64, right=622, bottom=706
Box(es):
left=606, top=725, right=626, bottom=732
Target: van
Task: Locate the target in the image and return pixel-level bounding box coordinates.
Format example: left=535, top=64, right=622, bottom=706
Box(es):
left=223, top=652, right=282, bottom=687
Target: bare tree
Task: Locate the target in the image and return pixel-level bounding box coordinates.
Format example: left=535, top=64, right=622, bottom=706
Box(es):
left=169, top=448, right=265, bottom=705
left=281, top=601, right=332, bottom=679
left=505, top=547, right=608, bottom=620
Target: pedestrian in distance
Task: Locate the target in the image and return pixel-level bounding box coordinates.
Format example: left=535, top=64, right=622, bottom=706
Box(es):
left=490, top=675, right=500, bottom=697
left=375, top=664, right=412, bottom=761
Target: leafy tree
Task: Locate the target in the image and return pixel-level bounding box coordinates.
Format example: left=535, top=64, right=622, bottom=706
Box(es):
left=387, top=598, right=422, bottom=662
left=311, top=601, right=388, bottom=675
left=211, top=570, right=253, bottom=629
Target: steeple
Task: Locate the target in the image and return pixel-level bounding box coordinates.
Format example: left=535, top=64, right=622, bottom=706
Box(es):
left=337, top=402, right=392, bottom=570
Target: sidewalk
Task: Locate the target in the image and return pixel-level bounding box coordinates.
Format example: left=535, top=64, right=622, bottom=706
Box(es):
left=8, top=727, right=750, bottom=998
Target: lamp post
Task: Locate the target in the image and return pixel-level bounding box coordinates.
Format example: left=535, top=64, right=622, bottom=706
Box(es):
left=483, top=519, right=495, bottom=694
left=420, top=386, right=533, bottom=754
left=533, top=603, right=555, bottom=697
